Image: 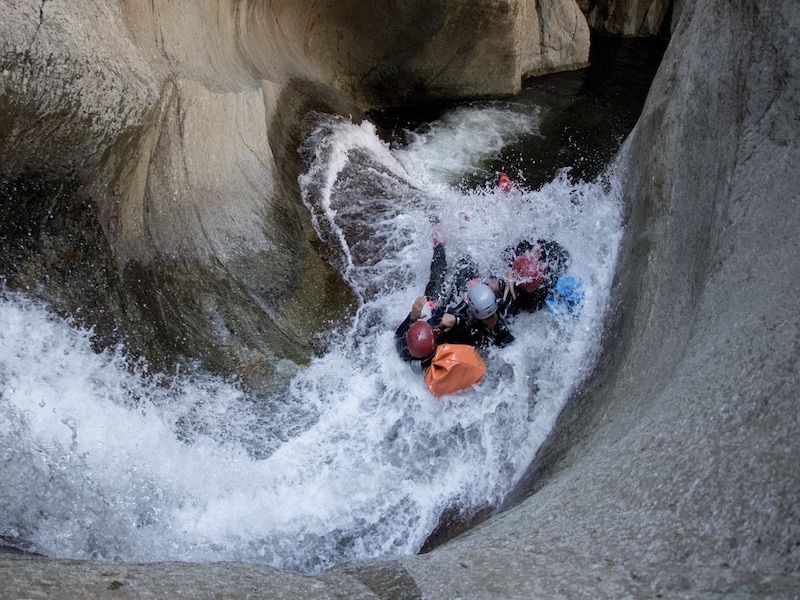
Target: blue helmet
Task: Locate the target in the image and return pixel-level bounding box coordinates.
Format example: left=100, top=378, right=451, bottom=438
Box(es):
left=545, top=276, right=584, bottom=319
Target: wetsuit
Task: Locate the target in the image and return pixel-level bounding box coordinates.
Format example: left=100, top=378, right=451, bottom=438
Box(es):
left=424, top=243, right=479, bottom=316
left=396, top=242, right=514, bottom=369
left=394, top=311, right=475, bottom=374
left=424, top=245, right=514, bottom=348
left=448, top=301, right=516, bottom=349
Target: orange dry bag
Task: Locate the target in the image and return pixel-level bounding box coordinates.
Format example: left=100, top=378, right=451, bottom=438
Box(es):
left=423, top=344, right=486, bottom=397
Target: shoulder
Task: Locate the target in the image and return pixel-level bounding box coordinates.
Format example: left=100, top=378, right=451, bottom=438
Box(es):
left=494, top=324, right=515, bottom=347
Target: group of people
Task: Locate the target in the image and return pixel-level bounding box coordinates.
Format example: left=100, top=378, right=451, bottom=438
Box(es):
left=395, top=230, right=583, bottom=397
left=393, top=171, right=586, bottom=397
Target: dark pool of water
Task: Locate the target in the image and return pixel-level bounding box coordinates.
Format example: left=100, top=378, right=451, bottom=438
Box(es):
left=369, top=35, right=668, bottom=191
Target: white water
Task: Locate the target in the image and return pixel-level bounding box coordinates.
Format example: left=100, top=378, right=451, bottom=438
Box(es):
left=0, top=107, right=623, bottom=573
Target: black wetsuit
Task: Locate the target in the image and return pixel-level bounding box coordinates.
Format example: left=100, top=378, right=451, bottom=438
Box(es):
left=448, top=301, right=516, bottom=349
left=427, top=242, right=515, bottom=348
left=424, top=243, right=479, bottom=313
left=395, top=243, right=477, bottom=364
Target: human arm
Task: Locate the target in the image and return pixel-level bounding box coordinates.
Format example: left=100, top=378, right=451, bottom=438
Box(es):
left=437, top=312, right=465, bottom=332
left=491, top=316, right=515, bottom=347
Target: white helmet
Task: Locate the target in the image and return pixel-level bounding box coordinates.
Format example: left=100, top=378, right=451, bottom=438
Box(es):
left=467, top=282, right=497, bottom=320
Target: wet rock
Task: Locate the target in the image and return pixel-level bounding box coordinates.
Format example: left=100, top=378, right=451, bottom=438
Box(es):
left=576, top=0, right=681, bottom=36
left=1, top=0, right=797, bottom=597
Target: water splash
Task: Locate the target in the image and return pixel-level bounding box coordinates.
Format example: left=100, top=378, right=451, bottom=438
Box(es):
left=0, top=107, right=623, bottom=573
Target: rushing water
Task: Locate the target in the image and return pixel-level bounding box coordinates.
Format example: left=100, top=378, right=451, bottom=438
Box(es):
left=0, top=39, right=664, bottom=573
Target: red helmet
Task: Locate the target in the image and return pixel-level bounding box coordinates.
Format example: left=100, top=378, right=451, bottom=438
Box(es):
left=407, top=320, right=436, bottom=358
left=512, top=254, right=546, bottom=292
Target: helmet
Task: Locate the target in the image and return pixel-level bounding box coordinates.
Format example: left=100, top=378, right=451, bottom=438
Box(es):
left=545, top=276, right=585, bottom=319
left=467, top=282, right=498, bottom=320
left=512, top=254, right=546, bottom=292
left=407, top=320, right=436, bottom=358
left=553, top=275, right=579, bottom=297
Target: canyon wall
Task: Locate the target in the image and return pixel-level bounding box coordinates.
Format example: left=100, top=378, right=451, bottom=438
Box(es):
left=1, top=0, right=798, bottom=597
left=577, top=0, right=678, bottom=36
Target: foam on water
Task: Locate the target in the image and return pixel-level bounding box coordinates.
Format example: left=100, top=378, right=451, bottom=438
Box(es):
left=0, top=107, right=623, bottom=573
left=392, top=105, right=541, bottom=188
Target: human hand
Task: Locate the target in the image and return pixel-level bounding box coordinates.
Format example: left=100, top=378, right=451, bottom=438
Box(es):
left=410, top=295, right=427, bottom=320
left=439, top=313, right=456, bottom=331
left=503, top=267, right=517, bottom=301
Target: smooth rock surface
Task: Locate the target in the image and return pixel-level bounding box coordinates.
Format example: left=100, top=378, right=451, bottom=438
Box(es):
left=406, top=0, right=800, bottom=597
left=1, top=0, right=798, bottom=598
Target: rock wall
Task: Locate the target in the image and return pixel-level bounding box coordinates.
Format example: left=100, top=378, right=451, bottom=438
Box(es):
left=410, top=0, right=800, bottom=596
left=2, top=0, right=798, bottom=597
left=0, top=0, right=589, bottom=384
left=271, top=0, right=590, bottom=104
left=577, top=0, right=680, bottom=36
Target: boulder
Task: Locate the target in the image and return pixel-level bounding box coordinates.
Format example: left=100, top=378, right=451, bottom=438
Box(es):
left=303, top=0, right=589, bottom=103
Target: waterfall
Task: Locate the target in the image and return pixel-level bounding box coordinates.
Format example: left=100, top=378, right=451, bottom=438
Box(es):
left=0, top=102, right=623, bottom=573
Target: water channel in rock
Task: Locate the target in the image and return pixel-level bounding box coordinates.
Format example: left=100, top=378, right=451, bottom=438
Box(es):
left=0, top=36, right=666, bottom=573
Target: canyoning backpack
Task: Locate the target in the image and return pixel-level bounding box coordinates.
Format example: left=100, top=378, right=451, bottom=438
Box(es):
left=423, top=344, right=486, bottom=397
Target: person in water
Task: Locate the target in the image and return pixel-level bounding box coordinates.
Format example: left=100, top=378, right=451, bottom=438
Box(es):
left=457, top=281, right=516, bottom=348
left=394, top=243, right=494, bottom=397
left=497, top=239, right=571, bottom=316
left=394, top=294, right=470, bottom=366
left=395, top=241, right=515, bottom=368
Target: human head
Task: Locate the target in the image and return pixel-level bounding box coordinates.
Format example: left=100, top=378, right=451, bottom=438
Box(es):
left=512, top=253, right=546, bottom=292
left=407, top=320, right=436, bottom=358
left=467, top=282, right=498, bottom=320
